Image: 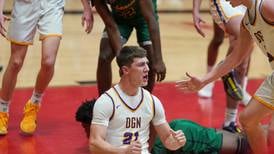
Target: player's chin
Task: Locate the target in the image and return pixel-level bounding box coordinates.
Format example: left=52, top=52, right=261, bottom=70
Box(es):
left=141, top=81, right=148, bottom=87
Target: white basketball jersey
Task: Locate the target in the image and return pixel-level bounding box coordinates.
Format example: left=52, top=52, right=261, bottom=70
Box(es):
left=243, top=0, right=274, bottom=69
left=210, top=0, right=246, bottom=25
left=104, top=87, right=155, bottom=154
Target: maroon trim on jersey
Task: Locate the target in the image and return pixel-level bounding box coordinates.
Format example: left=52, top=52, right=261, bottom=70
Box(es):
left=104, top=92, right=116, bottom=121
left=247, top=0, right=257, bottom=25
left=113, top=87, right=144, bottom=112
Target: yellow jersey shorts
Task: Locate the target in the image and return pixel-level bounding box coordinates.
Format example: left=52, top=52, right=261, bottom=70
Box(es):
left=210, top=0, right=246, bottom=30
left=7, top=0, right=65, bottom=45
left=254, top=71, right=274, bottom=110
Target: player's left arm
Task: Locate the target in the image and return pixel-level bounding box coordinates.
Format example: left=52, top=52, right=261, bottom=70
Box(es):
left=139, top=0, right=166, bottom=81
left=151, top=96, right=186, bottom=150
left=261, top=0, right=274, bottom=22
left=94, top=0, right=121, bottom=55
left=154, top=122, right=186, bottom=150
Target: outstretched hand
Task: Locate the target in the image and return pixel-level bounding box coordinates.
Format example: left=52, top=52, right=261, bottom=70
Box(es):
left=176, top=72, right=204, bottom=92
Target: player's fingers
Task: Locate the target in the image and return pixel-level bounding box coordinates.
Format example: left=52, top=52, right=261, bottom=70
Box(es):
left=194, top=23, right=205, bottom=37
left=0, top=27, right=7, bottom=38
left=131, top=146, right=142, bottom=152
left=200, top=18, right=206, bottom=24
left=4, top=16, right=10, bottom=21
left=85, top=21, right=91, bottom=33
left=81, top=16, right=85, bottom=27
left=170, top=129, right=177, bottom=137
left=173, top=130, right=183, bottom=138
left=198, top=29, right=205, bottom=37
left=170, top=130, right=186, bottom=145
left=160, top=72, right=166, bottom=81
left=196, top=27, right=205, bottom=37
left=131, top=150, right=141, bottom=154
left=175, top=82, right=195, bottom=92
left=175, top=80, right=188, bottom=87
left=185, top=72, right=193, bottom=79
left=175, top=131, right=185, bottom=140
left=132, top=140, right=141, bottom=146
left=177, top=136, right=186, bottom=145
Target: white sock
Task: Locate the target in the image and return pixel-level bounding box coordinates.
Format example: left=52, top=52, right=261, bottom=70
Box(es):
left=241, top=76, right=251, bottom=106
left=224, top=108, right=237, bottom=126
left=243, top=76, right=248, bottom=91
left=30, top=91, right=43, bottom=104
left=0, top=99, right=10, bottom=112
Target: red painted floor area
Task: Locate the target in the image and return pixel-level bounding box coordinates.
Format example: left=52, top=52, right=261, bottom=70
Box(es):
left=0, top=79, right=272, bottom=154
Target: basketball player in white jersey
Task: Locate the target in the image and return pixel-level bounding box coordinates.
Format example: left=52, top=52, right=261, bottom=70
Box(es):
left=177, top=0, right=274, bottom=153
left=0, top=0, right=93, bottom=135
left=90, top=46, right=186, bottom=154
left=192, top=0, right=253, bottom=133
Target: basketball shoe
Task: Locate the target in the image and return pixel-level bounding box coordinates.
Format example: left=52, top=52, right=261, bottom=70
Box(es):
left=20, top=100, right=40, bottom=134
left=0, top=112, right=8, bottom=135
left=223, top=122, right=242, bottom=133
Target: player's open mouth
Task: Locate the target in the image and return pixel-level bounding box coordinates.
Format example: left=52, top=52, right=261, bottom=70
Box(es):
left=143, top=75, right=148, bottom=80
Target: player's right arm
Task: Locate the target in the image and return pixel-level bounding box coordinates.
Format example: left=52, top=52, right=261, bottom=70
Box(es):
left=80, top=0, right=94, bottom=34
left=176, top=23, right=253, bottom=92
left=89, top=124, right=127, bottom=154
left=94, top=0, right=121, bottom=55
left=89, top=95, right=122, bottom=153
left=192, top=0, right=206, bottom=37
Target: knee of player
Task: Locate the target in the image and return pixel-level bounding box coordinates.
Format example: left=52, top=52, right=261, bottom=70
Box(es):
left=239, top=113, right=257, bottom=130
left=9, top=58, right=24, bottom=71
left=41, top=58, right=55, bottom=70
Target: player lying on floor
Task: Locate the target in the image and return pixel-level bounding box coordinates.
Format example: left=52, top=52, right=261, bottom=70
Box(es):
left=75, top=99, right=251, bottom=154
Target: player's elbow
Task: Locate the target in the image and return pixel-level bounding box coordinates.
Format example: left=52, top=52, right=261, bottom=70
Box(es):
left=147, top=19, right=159, bottom=34
left=89, top=139, right=100, bottom=153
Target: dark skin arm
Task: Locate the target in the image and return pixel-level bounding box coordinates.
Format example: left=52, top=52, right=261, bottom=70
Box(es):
left=94, top=0, right=121, bottom=55
left=139, top=0, right=166, bottom=81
